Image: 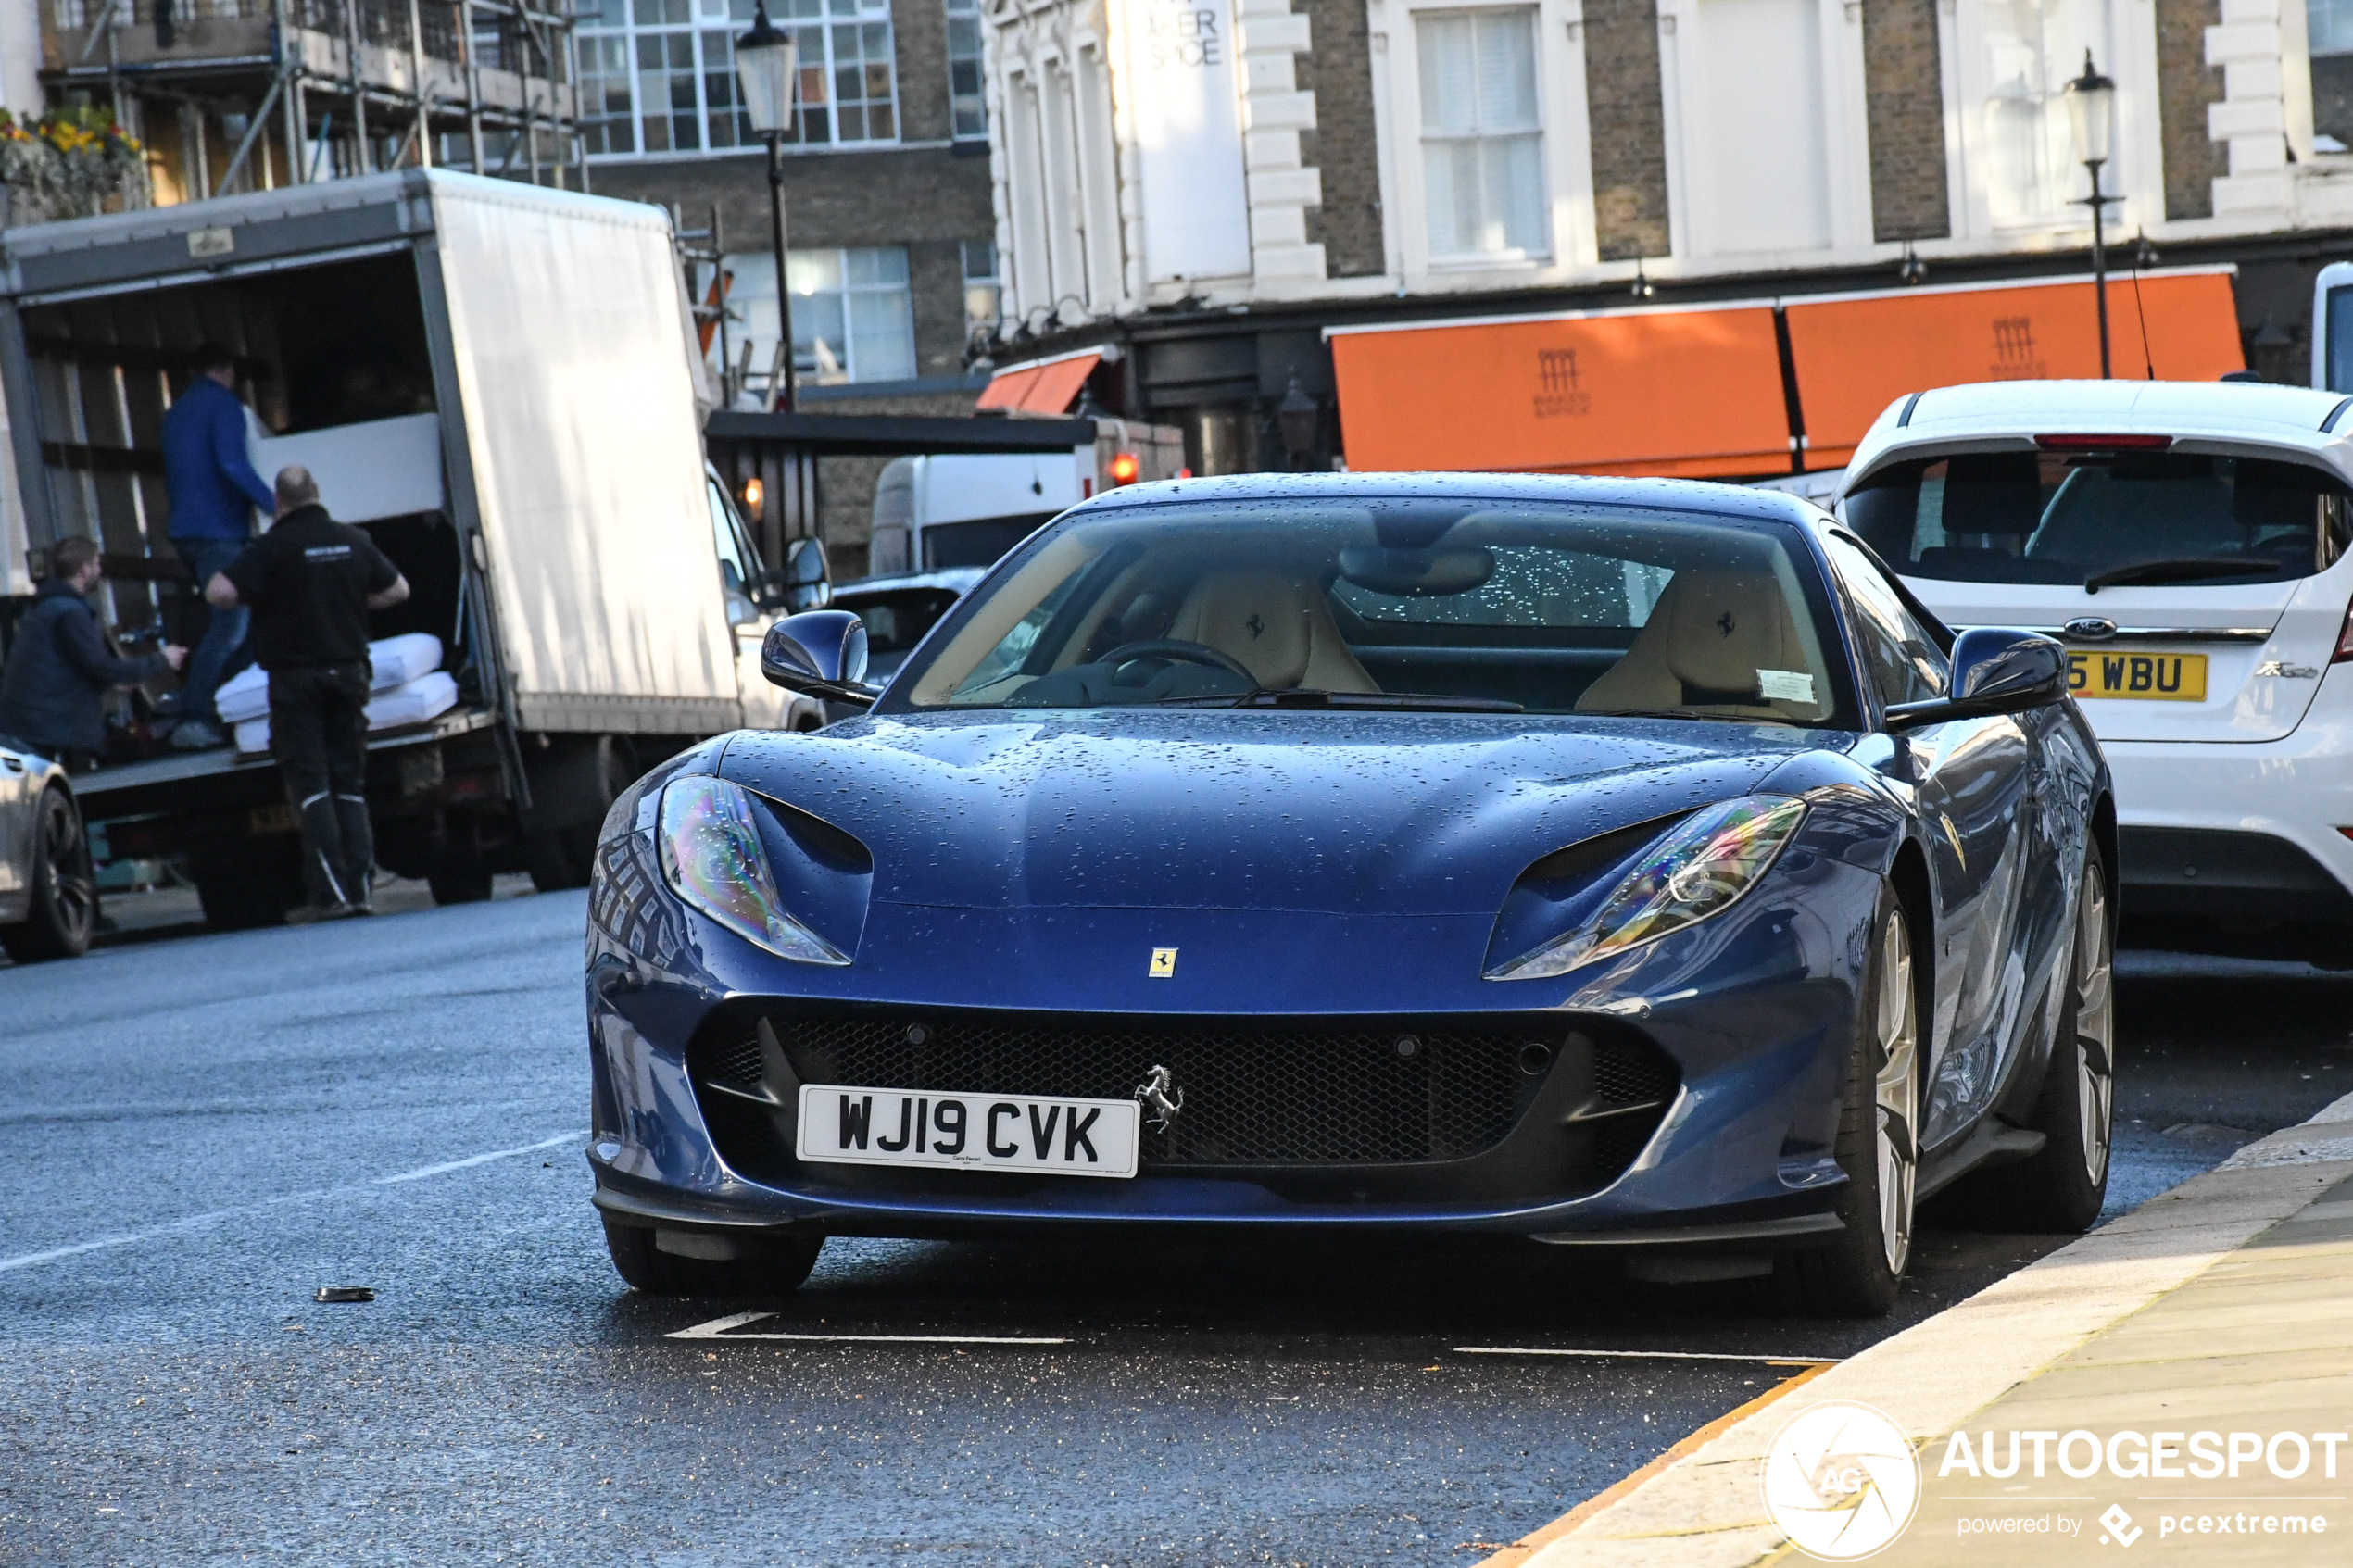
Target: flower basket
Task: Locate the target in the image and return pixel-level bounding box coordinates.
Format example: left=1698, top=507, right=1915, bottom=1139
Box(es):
left=0, top=107, right=152, bottom=228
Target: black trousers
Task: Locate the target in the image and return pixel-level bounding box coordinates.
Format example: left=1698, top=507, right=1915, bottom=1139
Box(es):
left=269, top=662, right=373, bottom=908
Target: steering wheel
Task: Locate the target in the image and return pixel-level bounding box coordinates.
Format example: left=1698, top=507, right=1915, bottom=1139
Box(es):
left=1098, top=639, right=1256, bottom=685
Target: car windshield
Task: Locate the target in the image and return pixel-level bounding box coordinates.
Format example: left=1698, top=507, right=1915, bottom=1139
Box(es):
left=892, top=497, right=1857, bottom=725
left=1844, top=450, right=2353, bottom=586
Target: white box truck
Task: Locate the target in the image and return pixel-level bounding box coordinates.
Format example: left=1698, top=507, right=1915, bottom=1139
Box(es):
left=0, top=169, right=816, bottom=926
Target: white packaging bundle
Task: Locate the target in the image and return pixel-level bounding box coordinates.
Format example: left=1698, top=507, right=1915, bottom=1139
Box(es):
left=209, top=634, right=441, bottom=725
left=215, top=665, right=271, bottom=724
left=232, top=671, right=460, bottom=755
left=370, top=633, right=442, bottom=690
left=366, top=670, right=459, bottom=728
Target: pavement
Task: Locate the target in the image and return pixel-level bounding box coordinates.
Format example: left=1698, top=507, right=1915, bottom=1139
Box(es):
left=1499, top=1091, right=2353, bottom=1566
left=2, top=891, right=2347, bottom=1565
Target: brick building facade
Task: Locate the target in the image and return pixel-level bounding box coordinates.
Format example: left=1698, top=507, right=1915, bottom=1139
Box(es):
left=983, top=0, right=2353, bottom=474
left=571, top=0, right=1003, bottom=569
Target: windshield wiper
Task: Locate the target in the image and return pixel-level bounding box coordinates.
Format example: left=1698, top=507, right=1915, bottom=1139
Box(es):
left=2084, top=558, right=2287, bottom=594
left=1155, top=687, right=1525, bottom=713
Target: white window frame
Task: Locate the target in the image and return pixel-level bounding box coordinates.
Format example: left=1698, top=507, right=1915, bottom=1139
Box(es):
left=1945, top=0, right=2156, bottom=240
left=576, top=0, right=900, bottom=162
left=1651, top=0, right=1872, bottom=260
left=1382, top=0, right=1592, bottom=290
left=706, top=245, right=917, bottom=384
left=946, top=0, right=988, bottom=140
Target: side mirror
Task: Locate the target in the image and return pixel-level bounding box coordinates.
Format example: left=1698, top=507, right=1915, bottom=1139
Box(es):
left=761, top=610, right=880, bottom=707
left=1884, top=629, right=2069, bottom=732
left=782, top=537, right=832, bottom=613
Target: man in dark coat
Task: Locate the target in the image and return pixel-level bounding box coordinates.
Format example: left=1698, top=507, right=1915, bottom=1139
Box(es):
left=208, top=466, right=409, bottom=920
left=0, top=537, right=187, bottom=771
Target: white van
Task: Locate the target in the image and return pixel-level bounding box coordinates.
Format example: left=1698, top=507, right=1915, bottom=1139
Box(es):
left=869, top=453, right=1088, bottom=576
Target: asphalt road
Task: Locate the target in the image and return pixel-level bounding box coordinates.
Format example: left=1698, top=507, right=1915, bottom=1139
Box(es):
left=0, top=893, right=2345, bottom=1567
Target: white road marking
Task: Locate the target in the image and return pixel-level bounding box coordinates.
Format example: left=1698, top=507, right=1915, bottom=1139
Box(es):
left=0, top=1129, right=585, bottom=1275
left=374, top=1131, right=583, bottom=1184
left=669, top=1311, right=1069, bottom=1345
left=1451, top=1346, right=1842, bottom=1365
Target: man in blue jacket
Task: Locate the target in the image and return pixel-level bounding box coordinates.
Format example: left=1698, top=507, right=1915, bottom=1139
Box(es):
left=161, top=344, right=275, bottom=749
left=0, top=537, right=186, bottom=771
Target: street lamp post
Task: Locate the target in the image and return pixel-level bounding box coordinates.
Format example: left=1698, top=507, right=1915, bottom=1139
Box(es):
left=734, top=3, right=799, bottom=412
left=2065, top=50, right=2120, bottom=379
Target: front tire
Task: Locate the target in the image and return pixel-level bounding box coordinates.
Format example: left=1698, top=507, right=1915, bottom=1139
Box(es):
left=0, top=787, right=96, bottom=961
left=1951, top=847, right=2116, bottom=1232
left=1774, top=886, right=1919, bottom=1317
left=601, top=1216, right=824, bottom=1297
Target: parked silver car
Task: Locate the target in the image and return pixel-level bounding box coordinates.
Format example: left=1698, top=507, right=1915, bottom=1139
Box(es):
left=0, top=741, right=94, bottom=961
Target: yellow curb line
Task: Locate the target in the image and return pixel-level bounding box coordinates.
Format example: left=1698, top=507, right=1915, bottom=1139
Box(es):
left=1472, top=1361, right=1839, bottom=1568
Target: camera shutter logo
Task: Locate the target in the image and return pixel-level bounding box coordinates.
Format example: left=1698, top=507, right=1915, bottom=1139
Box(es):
left=1761, top=1401, right=1921, bottom=1560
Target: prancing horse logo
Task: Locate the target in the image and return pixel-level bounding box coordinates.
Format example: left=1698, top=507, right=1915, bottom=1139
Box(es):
left=1245, top=613, right=1265, bottom=638
left=1717, top=610, right=1737, bottom=638
left=1135, top=1064, right=1185, bottom=1131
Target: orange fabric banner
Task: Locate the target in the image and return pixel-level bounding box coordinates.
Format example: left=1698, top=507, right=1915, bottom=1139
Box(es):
left=975, top=364, right=1045, bottom=412
left=975, top=352, right=1101, bottom=415
left=1329, top=306, right=1793, bottom=478
left=1784, top=271, right=2246, bottom=468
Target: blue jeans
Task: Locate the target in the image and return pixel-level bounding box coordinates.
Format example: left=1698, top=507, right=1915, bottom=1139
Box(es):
left=176, top=537, right=251, bottom=724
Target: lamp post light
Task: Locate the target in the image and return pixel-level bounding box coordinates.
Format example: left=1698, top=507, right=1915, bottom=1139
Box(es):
left=734, top=2, right=799, bottom=411
left=2064, top=50, right=2120, bottom=378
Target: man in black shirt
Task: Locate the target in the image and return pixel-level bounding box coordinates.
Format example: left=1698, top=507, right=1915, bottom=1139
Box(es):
left=208, top=466, right=409, bottom=920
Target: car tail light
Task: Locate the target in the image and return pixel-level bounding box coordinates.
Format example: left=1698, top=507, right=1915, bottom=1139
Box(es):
left=1108, top=452, right=1140, bottom=485
left=2034, top=433, right=2174, bottom=451
left=2339, top=828, right=2353, bottom=842
left=2337, top=591, right=2353, bottom=664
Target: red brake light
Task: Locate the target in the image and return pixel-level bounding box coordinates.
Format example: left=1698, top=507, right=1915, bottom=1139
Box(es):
left=1109, top=452, right=1140, bottom=485
left=2034, top=433, right=2174, bottom=451
left=2337, top=590, right=2353, bottom=663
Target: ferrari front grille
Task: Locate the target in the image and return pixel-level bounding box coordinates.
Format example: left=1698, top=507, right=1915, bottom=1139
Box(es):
left=691, top=1010, right=1677, bottom=1171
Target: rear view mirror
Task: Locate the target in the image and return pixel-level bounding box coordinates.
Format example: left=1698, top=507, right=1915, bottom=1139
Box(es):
left=1884, top=629, right=2068, bottom=731
left=761, top=610, right=879, bottom=707
left=783, top=537, right=832, bottom=613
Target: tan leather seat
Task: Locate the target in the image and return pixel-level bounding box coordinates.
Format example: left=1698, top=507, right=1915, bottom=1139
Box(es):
left=1576, top=569, right=1816, bottom=719
left=1165, top=571, right=1379, bottom=693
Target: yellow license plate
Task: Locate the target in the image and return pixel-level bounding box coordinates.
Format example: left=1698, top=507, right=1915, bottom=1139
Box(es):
left=247, top=803, right=296, bottom=835
left=2067, top=649, right=2208, bottom=701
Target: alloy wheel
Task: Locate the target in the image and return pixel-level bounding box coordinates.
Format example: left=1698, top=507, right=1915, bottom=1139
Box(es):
left=2074, top=875, right=2115, bottom=1187
left=1874, top=913, right=1919, bottom=1276
left=44, top=794, right=95, bottom=946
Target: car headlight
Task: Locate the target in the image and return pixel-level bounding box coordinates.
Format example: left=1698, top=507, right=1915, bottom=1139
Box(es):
left=658, top=776, right=849, bottom=964
left=1486, top=795, right=1806, bottom=980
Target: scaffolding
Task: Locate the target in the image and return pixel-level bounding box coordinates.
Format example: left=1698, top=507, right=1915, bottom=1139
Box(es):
left=38, top=0, right=583, bottom=200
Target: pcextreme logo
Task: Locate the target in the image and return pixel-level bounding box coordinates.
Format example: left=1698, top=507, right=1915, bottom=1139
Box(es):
left=1762, top=1401, right=1922, bottom=1561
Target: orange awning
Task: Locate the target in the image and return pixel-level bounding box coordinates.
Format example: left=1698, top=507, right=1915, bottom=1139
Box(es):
left=1328, top=306, right=1793, bottom=478
left=974, top=363, right=1043, bottom=412
left=1785, top=270, right=2246, bottom=469
left=975, top=351, right=1101, bottom=416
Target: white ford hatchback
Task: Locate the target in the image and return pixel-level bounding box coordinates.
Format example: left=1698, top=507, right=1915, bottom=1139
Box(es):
left=1840, top=379, right=2353, bottom=965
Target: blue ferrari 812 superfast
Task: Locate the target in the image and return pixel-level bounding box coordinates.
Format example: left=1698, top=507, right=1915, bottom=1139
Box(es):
left=585, top=473, right=2113, bottom=1315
